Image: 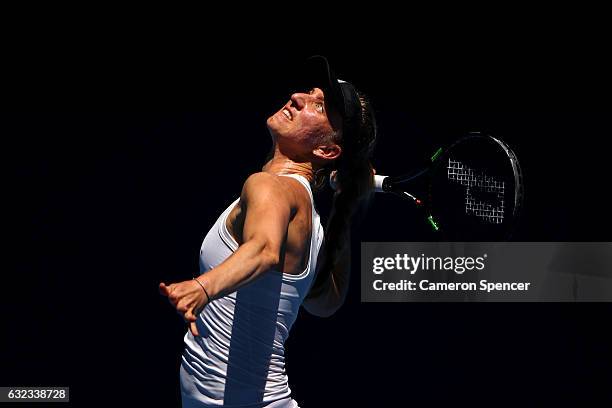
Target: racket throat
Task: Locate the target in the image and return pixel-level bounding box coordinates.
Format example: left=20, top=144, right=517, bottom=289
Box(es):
left=391, top=190, right=423, bottom=207
left=401, top=191, right=422, bottom=206
left=427, top=215, right=440, bottom=232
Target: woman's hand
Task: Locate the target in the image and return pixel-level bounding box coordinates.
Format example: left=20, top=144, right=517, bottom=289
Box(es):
left=329, top=165, right=376, bottom=195
left=159, top=279, right=208, bottom=336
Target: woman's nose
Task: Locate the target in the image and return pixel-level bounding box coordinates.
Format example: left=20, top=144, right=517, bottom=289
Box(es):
left=290, top=93, right=306, bottom=110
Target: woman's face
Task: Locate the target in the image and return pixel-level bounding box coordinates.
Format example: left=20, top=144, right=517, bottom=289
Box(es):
left=267, top=87, right=341, bottom=160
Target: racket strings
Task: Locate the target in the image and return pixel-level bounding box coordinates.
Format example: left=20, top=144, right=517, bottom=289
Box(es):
left=447, top=159, right=505, bottom=224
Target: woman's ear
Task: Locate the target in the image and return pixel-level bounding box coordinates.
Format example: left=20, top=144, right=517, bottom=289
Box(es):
left=313, top=144, right=342, bottom=161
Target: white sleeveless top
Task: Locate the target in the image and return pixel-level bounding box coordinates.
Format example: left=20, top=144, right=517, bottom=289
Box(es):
left=180, top=174, right=323, bottom=407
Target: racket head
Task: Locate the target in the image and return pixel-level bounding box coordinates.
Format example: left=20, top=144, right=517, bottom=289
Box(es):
left=427, top=133, right=523, bottom=241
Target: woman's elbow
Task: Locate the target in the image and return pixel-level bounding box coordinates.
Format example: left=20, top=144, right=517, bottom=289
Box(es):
left=245, top=238, right=281, bottom=272
left=303, top=298, right=343, bottom=318
left=258, top=245, right=281, bottom=271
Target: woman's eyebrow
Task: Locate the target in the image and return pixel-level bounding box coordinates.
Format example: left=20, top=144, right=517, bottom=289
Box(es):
left=310, top=88, right=325, bottom=101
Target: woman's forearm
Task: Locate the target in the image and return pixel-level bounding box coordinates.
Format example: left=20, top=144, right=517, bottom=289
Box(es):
left=195, top=238, right=279, bottom=300
left=305, top=192, right=370, bottom=316
left=326, top=243, right=351, bottom=305
left=306, top=218, right=352, bottom=313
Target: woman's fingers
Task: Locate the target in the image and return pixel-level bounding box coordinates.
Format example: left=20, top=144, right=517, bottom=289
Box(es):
left=184, top=308, right=197, bottom=322
left=190, top=321, right=200, bottom=337
left=160, top=282, right=178, bottom=299
left=160, top=283, right=180, bottom=308
left=160, top=280, right=205, bottom=336
left=162, top=283, right=179, bottom=317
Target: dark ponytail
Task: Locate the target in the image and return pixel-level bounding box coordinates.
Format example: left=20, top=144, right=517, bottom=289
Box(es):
left=313, top=90, right=377, bottom=290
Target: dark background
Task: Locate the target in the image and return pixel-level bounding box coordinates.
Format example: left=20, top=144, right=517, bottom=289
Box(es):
left=4, top=35, right=612, bottom=407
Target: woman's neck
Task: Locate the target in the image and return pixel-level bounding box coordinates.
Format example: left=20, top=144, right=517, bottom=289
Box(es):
left=262, top=152, right=316, bottom=184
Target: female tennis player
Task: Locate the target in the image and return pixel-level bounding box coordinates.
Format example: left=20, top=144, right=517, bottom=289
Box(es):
left=159, top=56, right=377, bottom=407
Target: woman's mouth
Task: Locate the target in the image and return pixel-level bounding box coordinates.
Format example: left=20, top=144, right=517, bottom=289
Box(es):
left=282, top=108, right=292, bottom=121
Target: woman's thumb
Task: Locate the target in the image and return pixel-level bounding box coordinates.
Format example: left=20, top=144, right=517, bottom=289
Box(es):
left=185, top=308, right=198, bottom=322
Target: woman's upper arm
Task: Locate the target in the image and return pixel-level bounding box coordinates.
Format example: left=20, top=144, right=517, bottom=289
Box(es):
left=240, top=173, right=294, bottom=258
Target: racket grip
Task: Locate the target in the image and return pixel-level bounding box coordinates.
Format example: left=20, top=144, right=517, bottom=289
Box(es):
left=373, top=175, right=387, bottom=192
left=328, top=173, right=388, bottom=193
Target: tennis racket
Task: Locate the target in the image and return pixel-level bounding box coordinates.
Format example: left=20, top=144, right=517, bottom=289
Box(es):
left=337, top=132, right=524, bottom=241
